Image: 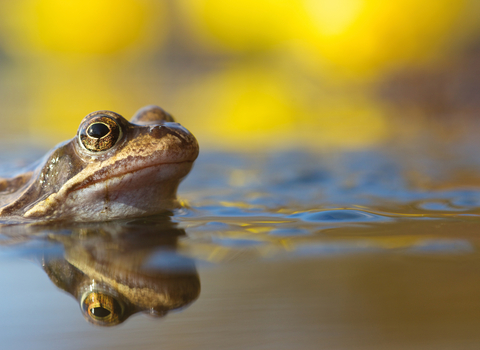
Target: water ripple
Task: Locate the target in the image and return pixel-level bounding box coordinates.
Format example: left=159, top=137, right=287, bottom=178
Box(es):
left=288, top=209, right=390, bottom=223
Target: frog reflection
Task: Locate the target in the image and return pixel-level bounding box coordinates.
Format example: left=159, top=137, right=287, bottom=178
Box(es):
left=41, top=215, right=200, bottom=326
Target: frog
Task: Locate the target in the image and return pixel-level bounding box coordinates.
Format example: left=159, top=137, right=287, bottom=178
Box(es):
left=43, top=217, right=200, bottom=326
left=0, top=105, right=199, bottom=222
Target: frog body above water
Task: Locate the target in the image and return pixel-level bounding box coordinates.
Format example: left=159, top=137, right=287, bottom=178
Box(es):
left=0, top=105, right=199, bottom=222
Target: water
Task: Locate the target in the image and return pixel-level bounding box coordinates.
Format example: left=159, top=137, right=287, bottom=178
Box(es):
left=2, top=144, right=480, bottom=349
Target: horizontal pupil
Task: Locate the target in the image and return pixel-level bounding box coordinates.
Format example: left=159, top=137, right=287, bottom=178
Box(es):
left=91, top=307, right=111, bottom=318
left=87, top=123, right=110, bottom=138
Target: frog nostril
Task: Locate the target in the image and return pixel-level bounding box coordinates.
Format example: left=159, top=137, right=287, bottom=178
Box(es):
left=150, top=125, right=168, bottom=139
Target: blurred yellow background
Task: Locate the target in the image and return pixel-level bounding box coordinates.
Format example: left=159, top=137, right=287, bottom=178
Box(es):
left=0, top=0, right=479, bottom=150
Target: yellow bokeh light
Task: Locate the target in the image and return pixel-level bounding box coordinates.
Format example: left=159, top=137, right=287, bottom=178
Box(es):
left=174, top=65, right=389, bottom=150
left=304, top=0, right=363, bottom=36
left=300, top=0, right=467, bottom=74
left=174, top=67, right=298, bottom=149
left=178, top=0, right=301, bottom=52
left=0, top=0, right=167, bottom=56
left=178, top=0, right=474, bottom=76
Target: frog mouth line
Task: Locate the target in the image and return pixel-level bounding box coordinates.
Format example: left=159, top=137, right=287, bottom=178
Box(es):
left=70, top=160, right=194, bottom=194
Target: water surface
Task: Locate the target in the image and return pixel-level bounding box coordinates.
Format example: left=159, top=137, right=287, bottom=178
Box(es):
left=1, top=144, right=480, bottom=349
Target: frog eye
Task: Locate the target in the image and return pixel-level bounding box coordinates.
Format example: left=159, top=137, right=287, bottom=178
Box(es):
left=79, top=115, right=121, bottom=152
left=81, top=291, right=124, bottom=326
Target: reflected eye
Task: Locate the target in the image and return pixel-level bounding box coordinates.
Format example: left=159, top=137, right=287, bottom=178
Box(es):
left=81, top=291, right=123, bottom=326
left=79, top=115, right=121, bottom=152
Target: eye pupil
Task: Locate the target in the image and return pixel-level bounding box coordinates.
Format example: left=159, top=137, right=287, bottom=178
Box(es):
left=87, top=123, right=110, bottom=138
left=90, top=307, right=111, bottom=318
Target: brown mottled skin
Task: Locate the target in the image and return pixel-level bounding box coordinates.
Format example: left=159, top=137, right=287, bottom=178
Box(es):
left=43, top=219, right=200, bottom=326
left=0, top=105, right=199, bottom=222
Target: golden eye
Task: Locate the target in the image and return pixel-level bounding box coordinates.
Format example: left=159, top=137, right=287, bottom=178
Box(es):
left=81, top=291, right=123, bottom=326
left=79, top=115, right=121, bottom=152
